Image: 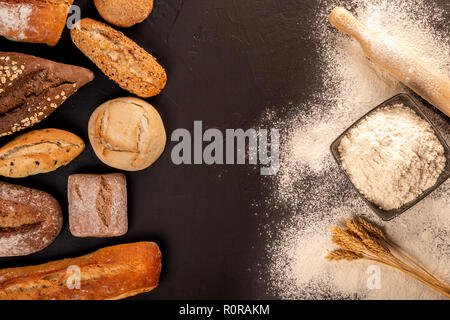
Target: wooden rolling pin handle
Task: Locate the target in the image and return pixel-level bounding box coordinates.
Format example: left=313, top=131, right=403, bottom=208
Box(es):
left=328, top=7, right=367, bottom=41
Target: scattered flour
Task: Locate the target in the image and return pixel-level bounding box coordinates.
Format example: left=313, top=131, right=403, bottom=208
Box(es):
left=0, top=3, right=33, bottom=41
left=261, top=0, right=450, bottom=300
left=339, top=104, right=446, bottom=210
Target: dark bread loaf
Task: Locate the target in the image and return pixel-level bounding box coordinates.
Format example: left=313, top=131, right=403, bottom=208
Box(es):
left=0, top=52, right=94, bottom=137
left=0, top=181, right=62, bottom=257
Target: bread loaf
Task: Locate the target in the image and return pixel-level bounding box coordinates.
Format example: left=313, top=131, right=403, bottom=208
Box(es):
left=88, top=97, right=166, bottom=171
left=0, top=181, right=62, bottom=257
left=68, top=173, right=128, bottom=237
left=70, top=18, right=167, bottom=98
left=0, top=52, right=94, bottom=137
left=94, top=0, right=154, bottom=28
left=0, top=0, right=74, bottom=46
left=0, top=242, right=162, bottom=300
left=0, top=128, right=85, bottom=178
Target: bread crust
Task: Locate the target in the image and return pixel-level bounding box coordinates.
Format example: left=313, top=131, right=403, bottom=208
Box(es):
left=0, top=242, right=162, bottom=300
left=94, top=0, right=153, bottom=28
left=0, top=52, right=94, bottom=137
left=0, top=181, right=62, bottom=257
left=68, top=173, right=128, bottom=237
left=0, top=0, right=74, bottom=46
left=70, top=18, right=167, bottom=98
left=0, top=128, right=85, bottom=178
left=88, top=97, right=166, bottom=171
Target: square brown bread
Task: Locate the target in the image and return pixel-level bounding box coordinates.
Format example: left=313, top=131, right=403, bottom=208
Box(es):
left=68, top=173, right=127, bottom=237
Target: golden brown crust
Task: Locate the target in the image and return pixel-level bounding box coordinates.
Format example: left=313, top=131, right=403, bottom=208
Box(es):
left=0, top=128, right=85, bottom=178
left=0, top=0, right=74, bottom=46
left=0, top=242, right=162, bottom=300
left=88, top=97, right=166, bottom=171
left=94, top=0, right=153, bottom=28
left=70, top=18, right=167, bottom=98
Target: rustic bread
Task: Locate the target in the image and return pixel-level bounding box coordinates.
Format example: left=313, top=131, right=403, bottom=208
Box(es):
left=70, top=18, right=166, bottom=98
left=94, top=0, right=154, bottom=28
left=68, top=173, right=127, bottom=237
left=0, top=181, right=62, bottom=257
left=0, top=52, right=94, bottom=137
left=0, top=0, right=74, bottom=46
left=0, top=128, right=85, bottom=178
left=88, top=97, right=166, bottom=171
left=0, top=242, right=162, bottom=300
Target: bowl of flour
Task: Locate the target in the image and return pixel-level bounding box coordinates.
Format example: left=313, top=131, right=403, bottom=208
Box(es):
left=331, top=93, right=450, bottom=221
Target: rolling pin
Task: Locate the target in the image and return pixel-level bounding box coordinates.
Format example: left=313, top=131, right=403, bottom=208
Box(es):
left=329, top=7, right=450, bottom=117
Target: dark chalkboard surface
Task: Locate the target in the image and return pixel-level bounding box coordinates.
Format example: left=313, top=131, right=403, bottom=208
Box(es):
left=0, top=0, right=448, bottom=300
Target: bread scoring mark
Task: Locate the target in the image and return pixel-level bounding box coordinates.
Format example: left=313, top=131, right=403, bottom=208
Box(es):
left=95, top=177, right=112, bottom=228
left=0, top=199, right=44, bottom=234
left=0, top=61, right=77, bottom=136
left=0, top=140, right=82, bottom=160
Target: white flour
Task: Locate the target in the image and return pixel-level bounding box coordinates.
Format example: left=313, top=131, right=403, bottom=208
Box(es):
left=339, top=104, right=446, bottom=210
left=261, top=0, right=450, bottom=300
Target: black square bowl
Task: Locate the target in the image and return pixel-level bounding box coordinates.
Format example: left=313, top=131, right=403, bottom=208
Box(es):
left=330, top=93, right=450, bottom=221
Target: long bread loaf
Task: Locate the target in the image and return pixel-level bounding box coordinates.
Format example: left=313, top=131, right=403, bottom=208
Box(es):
left=0, top=242, right=162, bottom=300
left=0, top=128, right=85, bottom=178
left=71, top=18, right=167, bottom=98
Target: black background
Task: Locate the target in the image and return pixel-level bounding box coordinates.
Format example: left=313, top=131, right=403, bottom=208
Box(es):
left=0, top=0, right=448, bottom=300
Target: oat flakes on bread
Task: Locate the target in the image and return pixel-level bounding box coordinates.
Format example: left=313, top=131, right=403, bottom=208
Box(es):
left=70, top=18, right=166, bottom=98
left=94, top=0, right=154, bottom=28
left=0, top=128, right=85, bottom=178
left=0, top=181, right=62, bottom=257
left=0, top=0, right=74, bottom=46
left=88, top=97, right=166, bottom=171
left=0, top=52, right=94, bottom=137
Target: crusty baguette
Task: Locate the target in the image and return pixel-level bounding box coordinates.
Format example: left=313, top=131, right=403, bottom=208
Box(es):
left=70, top=18, right=167, bottom=98
left=0, top=0, right=74, bottom=46
left=0, top=242, right=162, bottom=300
left=0, top=181, right=62, bottom=257
left=0, top=128, right=85, bottom=178
left=0, top=52, right=94, bottom=137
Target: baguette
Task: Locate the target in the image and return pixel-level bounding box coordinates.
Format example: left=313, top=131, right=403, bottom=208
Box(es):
left=70, top=18, right=167, bottom=98
left=0, top=52, right=94, bottom=137
left=0, top=0, right=74, bottom=46
left=0, top=242, right=162, bottom=300
left=0, top=181, right=62, bottom=257
left=0, top=128, right=85, bottom=178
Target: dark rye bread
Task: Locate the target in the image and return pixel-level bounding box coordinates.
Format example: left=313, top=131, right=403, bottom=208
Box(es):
left=0, top=52, right=94, bottom=137
left=0, top=181, right=62, bottom=257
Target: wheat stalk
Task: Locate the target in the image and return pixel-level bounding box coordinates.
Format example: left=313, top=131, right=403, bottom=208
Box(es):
left=326, top=217, right=450, bottom=298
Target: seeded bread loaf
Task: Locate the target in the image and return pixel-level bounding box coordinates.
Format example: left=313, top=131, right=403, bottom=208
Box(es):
left=70, top=18, right=167, bottom=98
left=0, top=0, right=74, bottom=46
left=0, top=128, right=85, bottom=178
left=0, top=52, right=94, bottom=137
left=68, top=173, right=128, bottom=237
left=0, top=181, right=62, bottom=257
left=94, top=0, right=154, bottom=28
left=0, top=242, right=162, bottom=300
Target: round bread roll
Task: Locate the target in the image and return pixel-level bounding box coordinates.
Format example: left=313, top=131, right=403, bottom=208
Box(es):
left=88, top=97, right=166, bottom=171
left=94, top=0, right=154, bottom=28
